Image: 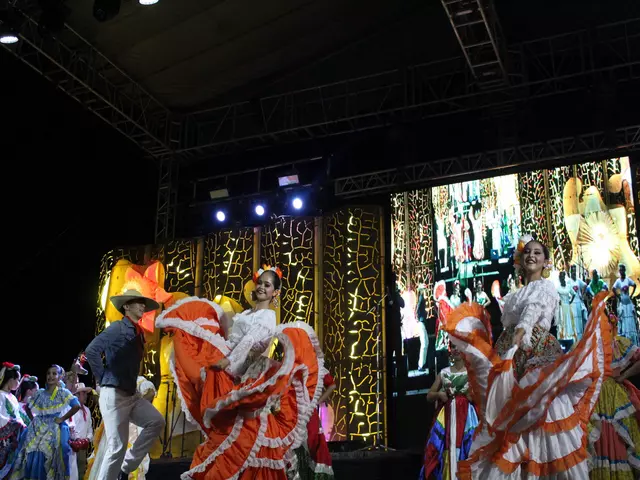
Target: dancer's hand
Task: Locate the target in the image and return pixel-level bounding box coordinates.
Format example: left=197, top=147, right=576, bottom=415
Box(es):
left=212, top=358, right=230, bottom=371
left=437, top=392, right=449, bottom=403
left=54, top=417, right=63, bottom=425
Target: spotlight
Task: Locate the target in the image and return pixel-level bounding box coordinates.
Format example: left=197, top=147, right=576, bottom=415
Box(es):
left=0, top=7, right=23, bottom=44
left=139, top=0, right=159, bottom=4
left=215, top=210, right=226, bottom=222
left=292, top=197, right=303, bottom=210
left=255, top=204, right=265, bottom=216
left=0, top=32, right=18, bottom=44
left=93, top=0, right=120, bottom=22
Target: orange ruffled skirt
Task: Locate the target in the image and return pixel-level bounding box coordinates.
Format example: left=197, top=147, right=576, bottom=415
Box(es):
left=444, top=292, right=612, bottom=479
left=156, top=298, right=325, bottom=480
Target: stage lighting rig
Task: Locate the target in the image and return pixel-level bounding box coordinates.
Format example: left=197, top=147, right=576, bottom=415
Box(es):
left=0, top=7, right=22, bottom=44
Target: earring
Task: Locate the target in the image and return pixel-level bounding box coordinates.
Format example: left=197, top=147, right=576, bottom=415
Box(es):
left=542, top=260, right=552, bottom=279
left=273, top=297, right=279, bottom=308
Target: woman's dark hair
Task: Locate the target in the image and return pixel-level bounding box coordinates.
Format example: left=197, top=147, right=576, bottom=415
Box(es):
left=261, top=270, right=282, bottom=291
left=0, top=369, right=20, bottom=390
left=19, top=380, right=38, bottom=400
left=524, top=240, right=550, bottom=260
left=49, top=364, right=64, bottom=376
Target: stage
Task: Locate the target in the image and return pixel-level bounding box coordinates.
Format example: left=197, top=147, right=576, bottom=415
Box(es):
left=146, top=450, right=423, bottom=480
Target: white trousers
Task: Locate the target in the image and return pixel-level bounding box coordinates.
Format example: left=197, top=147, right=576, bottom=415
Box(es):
left=417, top=322, right=429, bottom=369
left=97, top=387, right=165, bottom=480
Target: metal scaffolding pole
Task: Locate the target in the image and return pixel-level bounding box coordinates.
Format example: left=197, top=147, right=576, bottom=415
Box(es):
left=440, top=0, right=509, bottom=88
left=333, top=124, right=640, bottom=197
left=178, top=19, right=640, bottom=159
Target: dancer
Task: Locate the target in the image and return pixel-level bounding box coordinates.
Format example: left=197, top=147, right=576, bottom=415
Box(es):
left=613, top=263, right=639, bottom=346
left=86, top=376, right=157, bottom=480
left=434, top=281, right=452, bottom=352
left=588, top=313, right=640, bottom=479
left=295, top=372, right=336, bottom=479
left=473, top=279, right=491, bottom=309
left=17, top=376, right=38, bottom=426
left=0, top=363, right=25, bottom=479
left=450, top=281, right=461, bottom=308
left=444, top=235, right=612, bottom=478
left=415, top=284, right=429, bottom=372
left=10, top=365, right=80, bottom=480
left=69, top=383, right=93, bottom=480
left=569, top=265, right=588, bottom=337
left=419, top=344, right=479, bottom=480
left=155, top=266, right=324, bottom=479
left=588, top=269, right=607, bottom=297
left=84, top=289, right=165, bottom=480
left=556, top=270, right=578, bottom=342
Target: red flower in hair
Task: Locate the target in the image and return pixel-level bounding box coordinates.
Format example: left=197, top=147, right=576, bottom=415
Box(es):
left=2, top=362, right=15, bottom=369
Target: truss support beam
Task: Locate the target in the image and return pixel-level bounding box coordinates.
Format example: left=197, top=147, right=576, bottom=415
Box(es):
left=2, top=10, right=173, bottom=159
left=333, top=125, right=640, bottom=197
left=440, top=0, right=509, bottom=88
left=155, top=158, right=178, bottom=243
left=178, top=19, right=640, bottom=159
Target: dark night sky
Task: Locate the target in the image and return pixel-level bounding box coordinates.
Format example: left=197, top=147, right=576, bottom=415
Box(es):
left=1, top=51, right=157, bottom=379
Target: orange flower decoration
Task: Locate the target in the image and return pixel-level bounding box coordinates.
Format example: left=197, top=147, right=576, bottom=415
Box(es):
left=253, top=264, right=284, bottom=284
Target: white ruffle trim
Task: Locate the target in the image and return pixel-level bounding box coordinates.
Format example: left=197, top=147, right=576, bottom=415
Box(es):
left=308, top=457, right=334, bottom=476
left=180, top=414, right=244, bottom=480
left=157, top=316, right=231, bottom=354
left=168, top=354, right=208, bottom=439
left=158, top=295, right=225, bottom=324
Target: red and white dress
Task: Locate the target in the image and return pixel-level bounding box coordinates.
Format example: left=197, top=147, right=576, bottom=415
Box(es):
left=155, top=297, right=325, bottom=480
left=444, top=280, right=612, bottom=479
left=299, top=373, right=335, bottom=478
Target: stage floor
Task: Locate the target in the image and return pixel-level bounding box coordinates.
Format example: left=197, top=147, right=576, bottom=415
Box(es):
left=147, top=449, right=423, bottom=479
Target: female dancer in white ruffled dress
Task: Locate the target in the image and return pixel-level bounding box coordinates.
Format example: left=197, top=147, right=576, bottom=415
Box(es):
left=155, top=266, right=324, bottom=479
left=444, top=234, right=611, bottom=478
left=613, top=263, right=639, bottom=346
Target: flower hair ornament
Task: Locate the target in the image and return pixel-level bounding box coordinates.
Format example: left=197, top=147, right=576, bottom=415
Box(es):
left=252, top=264, right=283, bottom=284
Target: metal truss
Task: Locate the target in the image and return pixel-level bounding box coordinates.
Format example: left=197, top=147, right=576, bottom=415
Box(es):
left=440, top=0, right=509, bottom=88
left=333, top=124, right=640, bottom=198
left=1, top=8, right=173, bottom=159
left=155, top=157, right=178, bottom=242
left=177, top=18, right=640, bottom=160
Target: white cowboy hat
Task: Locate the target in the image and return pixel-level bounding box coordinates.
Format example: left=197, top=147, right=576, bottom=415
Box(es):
left=110, top=289, right=160, bottom=314
left=74, top=383, right=93, bottom=394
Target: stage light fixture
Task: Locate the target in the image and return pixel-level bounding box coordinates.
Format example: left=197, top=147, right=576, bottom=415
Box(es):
left=292, top=197, right=303, bottom=210
left=93, top=0, right=120, bottom=22
left=278, top=174, right=299, bottom=187
left=209, top=188, right=229, bottom=200
left=0, top=31, right=18, bottom=44
left=255, top=204, right=265, bottom=216
left=139, top=0, right=158, bottom=4
left=1, top=7, right=23, bottom=44
left=215, top=210, right=226, bottom=222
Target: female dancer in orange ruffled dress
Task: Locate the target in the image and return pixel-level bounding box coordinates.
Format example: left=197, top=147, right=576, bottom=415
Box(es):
left=155, top=266, right=325, bottom=480
left=444, top=234, right=612, bottom=478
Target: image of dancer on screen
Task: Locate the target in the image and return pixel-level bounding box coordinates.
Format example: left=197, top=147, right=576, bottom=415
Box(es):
left=419, top=344, right=479, bottom=480
left=556, top=270, right=579, bottom=342
left=569, top=264, right=588, bottom=337
left=444, top=234, right=612, bottom=478
left=433, top=281, right=452, bottom=352
left=613, top=263, right=639, bottom=346
left=588, top=312, right=640, bottom=479
left=155, top=265, right=325, bottom=479
left=415, top=284, right=430, bottom=372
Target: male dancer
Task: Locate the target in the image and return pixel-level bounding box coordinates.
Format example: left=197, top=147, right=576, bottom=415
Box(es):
left=85, top=290, right=165, bottom=480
